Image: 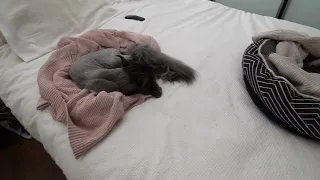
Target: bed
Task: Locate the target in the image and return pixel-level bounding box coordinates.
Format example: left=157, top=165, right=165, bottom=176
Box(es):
left=1, top=0, right=320, bottom=179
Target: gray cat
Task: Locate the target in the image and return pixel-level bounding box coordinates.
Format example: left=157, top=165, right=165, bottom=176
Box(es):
left=69, top=44, right=196, bottom=98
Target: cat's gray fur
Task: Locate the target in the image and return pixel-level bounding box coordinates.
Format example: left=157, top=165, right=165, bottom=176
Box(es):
left=126, top=44, right=196, bottom=84
left=69, top=44, right=196, bottom=98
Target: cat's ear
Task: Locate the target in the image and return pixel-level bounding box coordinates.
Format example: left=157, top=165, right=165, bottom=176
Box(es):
left=117, top=55, right=130, bottom=67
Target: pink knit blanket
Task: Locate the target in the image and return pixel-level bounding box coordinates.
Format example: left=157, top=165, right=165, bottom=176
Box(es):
left=37, top=29, right=160, bottom=159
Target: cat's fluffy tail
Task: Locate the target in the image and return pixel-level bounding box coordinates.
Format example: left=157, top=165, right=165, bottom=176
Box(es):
left=127, top=44, right=196, bottom=84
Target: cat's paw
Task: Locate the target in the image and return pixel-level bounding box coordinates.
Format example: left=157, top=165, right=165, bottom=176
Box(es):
left=151, top=88, right=162, bottom=98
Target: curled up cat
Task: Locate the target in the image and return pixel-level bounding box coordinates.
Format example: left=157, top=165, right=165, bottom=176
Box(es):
left=69, top=44, right=196, bottom=98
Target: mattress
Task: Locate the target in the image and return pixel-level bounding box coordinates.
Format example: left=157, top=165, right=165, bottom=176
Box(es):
left=1, top=0, right=320, bottom=179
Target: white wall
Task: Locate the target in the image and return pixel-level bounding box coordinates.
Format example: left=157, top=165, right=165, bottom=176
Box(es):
left=216, top=0, right=282, bottom=17
left=284, top=1, right=320, bottom=30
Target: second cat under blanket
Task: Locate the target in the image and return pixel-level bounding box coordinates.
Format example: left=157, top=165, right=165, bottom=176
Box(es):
left=69, top=44, right=196, bottom=98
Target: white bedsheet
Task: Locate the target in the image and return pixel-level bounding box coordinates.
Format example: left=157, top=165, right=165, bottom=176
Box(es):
left=0, top=44, right=23, bottom=77
left=1, top=0, right=320, bottom=179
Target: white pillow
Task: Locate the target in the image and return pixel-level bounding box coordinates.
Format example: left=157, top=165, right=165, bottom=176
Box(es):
left=0, top=0, right=117, bottom=62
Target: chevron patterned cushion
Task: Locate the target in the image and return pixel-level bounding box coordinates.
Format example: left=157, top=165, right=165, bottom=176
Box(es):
left=242, top=39, right=320, bottom=140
